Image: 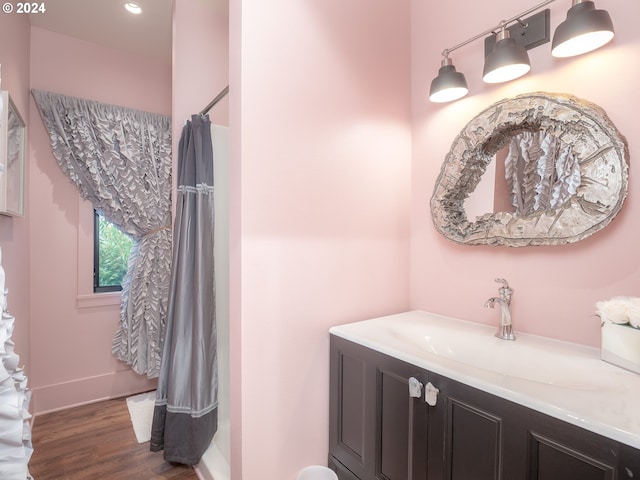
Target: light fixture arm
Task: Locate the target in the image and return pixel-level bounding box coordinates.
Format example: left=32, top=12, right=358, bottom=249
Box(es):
left=440, top=0, right=557, bottom=59
left=430, top=0, right=615, bottom=103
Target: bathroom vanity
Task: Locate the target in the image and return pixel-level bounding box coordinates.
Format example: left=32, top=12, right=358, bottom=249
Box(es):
left=328, top=311, right=640, bottom=480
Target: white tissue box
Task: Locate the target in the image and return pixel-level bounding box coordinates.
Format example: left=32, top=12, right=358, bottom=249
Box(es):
left=601, top=322, right=640, bottom=374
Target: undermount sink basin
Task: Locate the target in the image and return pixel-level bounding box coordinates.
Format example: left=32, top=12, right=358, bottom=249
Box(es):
left=391, top=319, right=627, bottom=391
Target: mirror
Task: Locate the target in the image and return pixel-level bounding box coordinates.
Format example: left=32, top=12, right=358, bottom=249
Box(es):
left=431, top=92, right=629, bottom=247
left=0, top=92, right=25, bottom=217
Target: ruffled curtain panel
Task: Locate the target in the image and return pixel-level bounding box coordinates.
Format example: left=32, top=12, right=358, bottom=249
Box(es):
left=0, top=248, right=33, bottom=480
left=32, top=90, right=172, bottom=377
left=150, top=115, right=217, bottom=465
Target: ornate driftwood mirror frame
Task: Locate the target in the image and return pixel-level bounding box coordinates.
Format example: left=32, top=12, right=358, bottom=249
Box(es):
left=430, top=92, right=629, bottom=247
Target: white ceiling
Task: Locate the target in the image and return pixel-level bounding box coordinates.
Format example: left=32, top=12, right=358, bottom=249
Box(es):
left=29, top=0, right=174, bottom=64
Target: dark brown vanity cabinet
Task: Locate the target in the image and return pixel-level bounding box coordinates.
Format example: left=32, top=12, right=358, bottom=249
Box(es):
left=329, top=335, right=640, bottom=480
left=328, top=335, right=429, bottom=480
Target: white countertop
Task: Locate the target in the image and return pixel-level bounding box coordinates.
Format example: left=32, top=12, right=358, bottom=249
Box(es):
left=329, top=310, right=640, bottom=449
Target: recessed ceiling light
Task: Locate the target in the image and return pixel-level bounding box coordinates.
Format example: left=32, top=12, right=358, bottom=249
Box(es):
left=124, top=2, right=142, bottom=14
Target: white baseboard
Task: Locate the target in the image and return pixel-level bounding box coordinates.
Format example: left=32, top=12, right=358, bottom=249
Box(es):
left=193, top=465, right=208, bottom=480
left=196, top=436, right=231, bottom=480
left=31, top=368, right=157, bottom=415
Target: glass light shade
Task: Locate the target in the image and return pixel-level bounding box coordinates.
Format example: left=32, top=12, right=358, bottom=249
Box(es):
left=429, top=64, right=469, bottom=103
left=552, top=1, right=614, bottom=58
left=483, top=37, right=531, bottom=84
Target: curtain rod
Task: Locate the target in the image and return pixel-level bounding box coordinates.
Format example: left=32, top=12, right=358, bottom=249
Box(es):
left=199, top=85, right=230, bottom=115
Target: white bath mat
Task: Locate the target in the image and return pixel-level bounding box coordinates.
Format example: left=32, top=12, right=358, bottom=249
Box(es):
left=126, top=390, right=156, bottom=443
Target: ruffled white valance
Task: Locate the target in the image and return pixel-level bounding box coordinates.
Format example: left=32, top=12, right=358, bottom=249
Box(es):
left=32, top=90, right=172, bottom=377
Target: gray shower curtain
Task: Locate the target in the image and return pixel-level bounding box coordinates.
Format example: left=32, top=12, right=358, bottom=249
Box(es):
left=150, top=115, right=218, bottom=465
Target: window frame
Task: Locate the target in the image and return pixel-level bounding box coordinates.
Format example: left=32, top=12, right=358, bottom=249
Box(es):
left=75, top=200, right=119, bottom=308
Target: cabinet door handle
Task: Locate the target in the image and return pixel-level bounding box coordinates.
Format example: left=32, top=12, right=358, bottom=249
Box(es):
left=408, top=377, right=423, bottom=398
left=425, top=382, right=439, bottom=406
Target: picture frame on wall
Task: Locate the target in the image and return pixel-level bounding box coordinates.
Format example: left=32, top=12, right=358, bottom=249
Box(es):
left=0, top=91, right=25, bottom=217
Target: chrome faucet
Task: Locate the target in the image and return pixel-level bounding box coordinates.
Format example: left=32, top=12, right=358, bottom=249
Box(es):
left=485, top=278, right=515, bottom=341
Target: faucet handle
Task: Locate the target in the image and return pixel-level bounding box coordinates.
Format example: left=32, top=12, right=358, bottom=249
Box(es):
left=494, top=278, right=513, bottom=303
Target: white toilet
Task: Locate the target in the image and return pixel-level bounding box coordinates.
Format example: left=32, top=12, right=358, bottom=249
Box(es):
left=296, top=465, right=339, bottom=480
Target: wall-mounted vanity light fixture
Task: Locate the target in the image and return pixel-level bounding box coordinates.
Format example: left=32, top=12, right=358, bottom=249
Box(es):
left=429, top=0, right=615, bottom=103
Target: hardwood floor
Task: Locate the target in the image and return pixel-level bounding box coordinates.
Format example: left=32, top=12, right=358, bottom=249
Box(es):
left=29, top=397, right=199, bottom=480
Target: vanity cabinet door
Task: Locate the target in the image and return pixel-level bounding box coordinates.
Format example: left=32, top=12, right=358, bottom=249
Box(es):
left=524, top=408, right=620, bottom=480
left=426, top=372, right=526, bottom=480
left=329, top=456, right=361, bottom=480
left=329, top=335, right=429, bottom=480
left=427, top=372, right=636, bottom=480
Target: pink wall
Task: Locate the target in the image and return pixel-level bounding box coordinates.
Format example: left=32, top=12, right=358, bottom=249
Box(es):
left=411, top=0, right=640, bottom=347
left=0, top=14, right=31, bottom=376
left=230, top=1, right=411, bottom=478
left=28, top=27, right=170, bottom=413
left=172, top=0, right=229, bottom=164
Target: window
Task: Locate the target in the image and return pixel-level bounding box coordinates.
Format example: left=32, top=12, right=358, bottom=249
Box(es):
left=94, top=211, right=134, bottom=293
